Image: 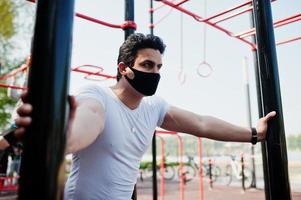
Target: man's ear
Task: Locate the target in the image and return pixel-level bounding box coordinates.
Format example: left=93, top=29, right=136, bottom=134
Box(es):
left=118, top=62, right=127, bottom=76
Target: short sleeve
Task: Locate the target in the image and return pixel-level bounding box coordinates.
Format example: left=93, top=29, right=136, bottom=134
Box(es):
left=75, top=84, right=107, bottom=111
left=155, top=96, right=170, bottom=127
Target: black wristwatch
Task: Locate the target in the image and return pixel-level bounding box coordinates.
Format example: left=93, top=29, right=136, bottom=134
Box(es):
left=251, top=127, right=258, bottom=145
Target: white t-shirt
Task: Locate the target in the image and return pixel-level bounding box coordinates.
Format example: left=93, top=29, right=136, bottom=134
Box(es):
left=64, top=84, right=169, bottom=200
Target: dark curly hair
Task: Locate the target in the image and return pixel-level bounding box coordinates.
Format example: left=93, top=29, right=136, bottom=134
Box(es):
left=116, top=33, right=166, bottom=81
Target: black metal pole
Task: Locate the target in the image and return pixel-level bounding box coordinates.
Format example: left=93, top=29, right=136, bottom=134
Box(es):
left=252, top=0, right=291, bottom=199
left=18, top=0, right=74, bottom=199
left=150, top=1, right=158, bottom=199
left=125, top=0, right=135, bottom=39
left=125, top=1, right=137, bottom=199
left=249, top=6, right=267, bottom=192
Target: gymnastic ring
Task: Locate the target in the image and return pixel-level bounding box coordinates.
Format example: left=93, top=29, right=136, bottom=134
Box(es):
left=196, top=61, right=213, bottom=78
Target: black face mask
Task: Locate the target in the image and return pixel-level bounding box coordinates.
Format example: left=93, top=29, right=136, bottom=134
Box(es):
left=125, top=66, right=160, bottom=96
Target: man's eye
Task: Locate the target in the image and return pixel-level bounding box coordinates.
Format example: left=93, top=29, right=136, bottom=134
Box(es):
left=143, top=63, right=152, bottom=68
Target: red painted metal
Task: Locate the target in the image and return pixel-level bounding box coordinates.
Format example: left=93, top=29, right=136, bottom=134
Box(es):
left=204, top=0, right=274, bottom=23
left=235, top=13, right=301, bottom=38
left=156, top=134, right=165, bottom=200
left=76, top=13, right=137, bottom=30
left=72, top=65, right=116, bottom=79
left=156, top=130, right=184, bottom=200
left=177, top=134, right=184, bottom=200
left=159, top=0, right=256, bottom=49
left=203, top=0, right=253, bottom=22
left=277, top=36, right=301, bottom=46
left=0, top=176, right=19, bottom=192
left=211, top=0, right=276, bottom=24
left=27, top=0, right=136, bottom=30
left=0, top=64, right=29, bottom=81
left=0, top=83, right=27, bottom=90
left=175, top=0, right=190, bottom=7
left=197, top=138, right=204, bottom=200
left=152, top=0, right=177, bottom=12
left=212, top=6, right=253, bottom=24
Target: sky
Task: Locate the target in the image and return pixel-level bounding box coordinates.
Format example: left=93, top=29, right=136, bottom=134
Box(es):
left=20, top=0, right=301, bottom=136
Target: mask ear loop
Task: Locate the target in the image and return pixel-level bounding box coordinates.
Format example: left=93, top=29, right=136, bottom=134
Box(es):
left=178, top=12, right=186, bottom=85
left=197, top=0, right=213, bottom=78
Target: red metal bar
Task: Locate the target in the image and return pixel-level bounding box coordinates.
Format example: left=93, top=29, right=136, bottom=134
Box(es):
left=72, top=65, right=116, bottom=79
left=28, top=0, right=135, bottom=30
left=152, top=0, right=177, bottom=12
left=156, top=135, right=165, bottom=200
left=0, top=64, right=29, bottom=81
left=205, top=0, right=276, bottom=23
left=153, top=8, right=174, bottom=27
left=76, top=13, right=134, bottom=29
left=176, top=134, right=184, bottom=200
left=212, top=6, right=253, bottom=24
left=160, top=0, right=256, bottom=49
left=0, top=83, right=27, bottom=90
left=156, top=130, right=184, bottom=200
left=236, top=13, right=301, bottom=38
left=203, top=0, right=253, bottom=22
left=198, top=138, right=204, bottom=200
left=277, top=36, right=301, bottom=46
left=175, top=0, right=190, bottom=7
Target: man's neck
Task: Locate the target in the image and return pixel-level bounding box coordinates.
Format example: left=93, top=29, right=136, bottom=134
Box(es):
left=111, top=81, right=143, bottom=110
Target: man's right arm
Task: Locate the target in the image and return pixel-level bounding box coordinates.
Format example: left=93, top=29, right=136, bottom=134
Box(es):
left=67, top=98, right=105, bottom=153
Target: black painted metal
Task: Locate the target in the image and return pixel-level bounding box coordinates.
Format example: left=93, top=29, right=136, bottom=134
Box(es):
left=252, top=0, right=291, bottom=199
left=152, top=135, right=158, bottom=200
left=125, top=0, right=135, bottom=39
left=249, top=5, right=262, bottom=191
left=125, top=1, right=136, bottom=199
left=18, top=0, right=74, bottom=199
left=241, top=154, right=245, bottom=191
left=150, top=1, right=158, bottom=199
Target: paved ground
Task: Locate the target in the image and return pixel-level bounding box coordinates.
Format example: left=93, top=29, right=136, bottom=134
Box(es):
left=137, top=178, right=301, bottom=200
left=0, top=179, right=300, bottom=199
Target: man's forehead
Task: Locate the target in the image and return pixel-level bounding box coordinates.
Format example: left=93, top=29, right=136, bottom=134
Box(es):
left=135, top=49, right=162, bottom=61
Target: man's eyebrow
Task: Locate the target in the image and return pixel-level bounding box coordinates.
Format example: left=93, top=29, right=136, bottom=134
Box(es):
left=141, top=60, right=156, bottom=65
left=142, top=60, right=162, bottom=67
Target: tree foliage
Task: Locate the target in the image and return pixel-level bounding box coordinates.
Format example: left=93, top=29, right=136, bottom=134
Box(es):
left=0, top=0, right=34, bottom=129
left=0, top=87, right=17, bottom=129
left=0, top=0, right=15, bottom=40
left=0, top=0, right=34, bottom=71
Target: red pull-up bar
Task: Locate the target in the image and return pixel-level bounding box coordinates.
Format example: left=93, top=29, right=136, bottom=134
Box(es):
left=76, top=13, right=137, bottom=30
left=158, top=0, right=256, bottom=49
left=235, top=13, right=301, bottom=38
left=277, top=36, right=301, bottom=46
left=27, top=0, right=137, bottom=30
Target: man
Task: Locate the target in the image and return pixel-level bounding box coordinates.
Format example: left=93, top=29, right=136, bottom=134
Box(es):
left=12, top=33, right=275, bottom=199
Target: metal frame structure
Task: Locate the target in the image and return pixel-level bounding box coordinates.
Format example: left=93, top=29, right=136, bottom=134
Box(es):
left=152, top=0, right=297, bottom=199
left=18, top=0, right=75, bottom=199
left=1, top=0, right=299, bottom=199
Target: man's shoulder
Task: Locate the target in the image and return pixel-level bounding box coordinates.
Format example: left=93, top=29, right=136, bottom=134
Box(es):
left=76, top=84, right=110, bottom=96
left=143, top=95, right=167, bottom=106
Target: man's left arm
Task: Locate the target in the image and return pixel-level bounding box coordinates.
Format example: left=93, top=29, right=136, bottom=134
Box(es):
left=160, top=106, right=276, bottom=143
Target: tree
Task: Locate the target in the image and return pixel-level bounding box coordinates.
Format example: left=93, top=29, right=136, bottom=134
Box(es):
left=0, top=0, right=34, bottom=129
left=0, top=0, right=34, bottom=73
left=0, top=87, right=17, bottom=129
